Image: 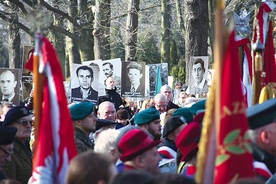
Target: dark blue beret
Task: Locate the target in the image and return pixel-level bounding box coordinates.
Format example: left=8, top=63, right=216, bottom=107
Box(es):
left=2, top=106, right=32, bottom=127
left=134, top=108, right=160, bottom=125
left=246, top=98, right=276, bottom=129
left=96, top=119, right=116, bottom=131
left=0, top=127, right=17, bottom=145
left=70, top=102, right=94, bottom=121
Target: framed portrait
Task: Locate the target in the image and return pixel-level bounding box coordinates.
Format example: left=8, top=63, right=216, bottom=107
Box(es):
left=187, top=56, right=209, bottom=95
left=70, top=63, right=99, bottom=104
left=99, top=58, right=122, bottom=94
left=121, top=61, right=146, bottom=98
left=0, top=68, right=21, bottom=105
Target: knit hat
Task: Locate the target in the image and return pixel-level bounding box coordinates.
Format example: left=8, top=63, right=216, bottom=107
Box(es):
left=134, top=108, right=160, bottom=125
left=69, top=102, right=94, bottom=121
left=118, top=129, right=161, bottom=162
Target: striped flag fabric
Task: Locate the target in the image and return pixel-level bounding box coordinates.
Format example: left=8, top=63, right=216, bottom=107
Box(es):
left=26, top=37, right=77, bottom=184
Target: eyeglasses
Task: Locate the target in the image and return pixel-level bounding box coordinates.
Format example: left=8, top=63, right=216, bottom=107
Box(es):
left=16, top=119, right=33, bottom=127
left=0, top=147, right=13, bottom=157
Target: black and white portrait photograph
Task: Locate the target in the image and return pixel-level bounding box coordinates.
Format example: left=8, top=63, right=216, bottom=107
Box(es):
left=186, top=56, right=209, bottom=95
left=147, top=63, right=168, bottom=97
left=121, top=61, right=146, bottom=98
left=70, top=64, right=99, bottom=104
left=0, top=68, right=21, bottom=105
left=99, top=58, right=122, bottom=94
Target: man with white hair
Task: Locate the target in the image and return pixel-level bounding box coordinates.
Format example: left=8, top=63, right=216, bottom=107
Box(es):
left=160, top=85, right=179, bottom=111
left=153, top=94, right=167, bottom=114
left=97, top=101, right=116, bottom=121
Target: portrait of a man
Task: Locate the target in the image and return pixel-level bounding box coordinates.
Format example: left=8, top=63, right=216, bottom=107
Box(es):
left=0, top=69, right=20, bottom=105
left=121, top=61, right=145, bottom=97
left=187, top=57, right=209, bottom=95
left=102, top=62, right=121, bottom=92
left=71, top=65, right=98, bottom=104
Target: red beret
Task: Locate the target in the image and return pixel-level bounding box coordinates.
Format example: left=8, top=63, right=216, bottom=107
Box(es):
left=118, top=129, right=161, bottom=162
left=176, top=122, right=201, bottom=162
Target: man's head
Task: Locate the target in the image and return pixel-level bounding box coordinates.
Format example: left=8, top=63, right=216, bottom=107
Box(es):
left=70, top=102, right=97, bottom=135
left=97, top=101, right=116, bottom=121
left=76, top=66, right=94, bottom=90
left=247, top=98, right=276, bottom=156
left=103, top=62, right=114, bottom=78
left=0, top=127, right=17, bottom=168
left=66, top=151, right=116, bottom=184
left=127, top=62, right=143, bottom=86
left=192, top=58, right=205, bottom=84
left=118, top=129, right=162, bottom=174
left=0, top=70, right=17, bottom=98
left=134, top=108, right=162, bottom=140
left=178, top=91, right=187, bottom=105
left=160, top=85, right=173, bottom=102
left=154, top=94, right=167, bottom=113
left=163, top=116, right=187, bottom=142
left=2, top=106, right=32, bottom=142
left=105, top=77, right=115, bottom=89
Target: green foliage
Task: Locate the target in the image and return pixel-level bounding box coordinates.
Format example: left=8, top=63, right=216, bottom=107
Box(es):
left=170, top=64, right=185, bottom=85
left=137, top=33, right=161, bottom=64
left=170, top=39, right=178, bottom=67
left=110, top=24, right=125, bottom=61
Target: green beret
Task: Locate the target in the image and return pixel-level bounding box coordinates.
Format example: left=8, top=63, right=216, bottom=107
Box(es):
left=190, top=99, right=206, bottom=115
left=70, top=102, right=94, bottom=121
left=134, top=108, right=160, bottom=125
left=172, top=108, right=193, bottom=123
left=246, top=98, right=276, bottom=129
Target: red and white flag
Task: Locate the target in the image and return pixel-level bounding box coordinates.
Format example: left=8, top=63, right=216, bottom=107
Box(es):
left=26, top=37, right=77, bottom=184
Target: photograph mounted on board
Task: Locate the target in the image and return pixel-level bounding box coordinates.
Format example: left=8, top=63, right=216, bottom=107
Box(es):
left=121, top=61, right=146, bottom=98
left=70, top=64, right=99, bottom=104
left=99, top=58, right=122, bottom=94
left=0, top=68, right=21, bottom=105
left=22, top=46, right=34, bottom=100
left=186, top=56, right=209, bottom=95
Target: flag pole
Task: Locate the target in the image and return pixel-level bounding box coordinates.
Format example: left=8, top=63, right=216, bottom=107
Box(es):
left=33, top=34, right=44, bottom=153
left=196, top=0, right=226, bottom=183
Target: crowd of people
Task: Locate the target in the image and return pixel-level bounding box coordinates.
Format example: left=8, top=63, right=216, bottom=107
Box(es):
left=0, top=81, right=274, bottom=184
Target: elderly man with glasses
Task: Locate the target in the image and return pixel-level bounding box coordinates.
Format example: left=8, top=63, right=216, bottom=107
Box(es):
left=0, top=126, right=17, bottom=181
left=2, top=106, right=33, bottom=184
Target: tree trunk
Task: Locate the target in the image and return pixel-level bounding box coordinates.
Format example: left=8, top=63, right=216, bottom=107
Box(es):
left=175, top=0, right=185, bottom=36
left=67, top=0, right=81, bottom=70
left=184, top=0, right=208, bottom=83
left=161, top=0, right=171, bottom=64
left=125, top=0, right=140, bottom=61
left=93, top=0, right=111, bottom=60
left=8, top=12, right=20, bottom=69
left=78, top=0, right=94, bottom=61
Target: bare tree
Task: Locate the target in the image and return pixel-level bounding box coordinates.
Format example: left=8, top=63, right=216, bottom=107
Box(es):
left=161, top=0, right=171, bottom=63
left=93, top=0, right=111, bottom=60
left=125, top=0, right=140, bottom=61
left=184, top=0, right=208, bottom=83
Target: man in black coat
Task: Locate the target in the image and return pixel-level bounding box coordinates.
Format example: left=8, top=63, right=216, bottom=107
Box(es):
left=160, top=84, right=179, bottom=110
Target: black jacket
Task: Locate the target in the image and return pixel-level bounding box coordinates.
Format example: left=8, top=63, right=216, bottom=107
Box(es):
left=98, top=87, right=124, bottom=110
